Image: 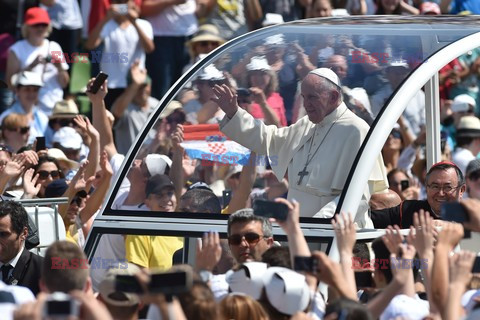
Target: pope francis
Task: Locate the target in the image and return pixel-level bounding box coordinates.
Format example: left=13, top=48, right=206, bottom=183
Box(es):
left=213, top=67, right=388, bottom=227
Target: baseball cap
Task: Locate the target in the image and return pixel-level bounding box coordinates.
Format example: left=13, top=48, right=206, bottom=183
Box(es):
left=246, top=56, right=271, bottom=72
left=196, top=65, right=225, bottom=81
left=263, top=267, right=310, bottom=316
left=145, top=154, right=172, bottom=176
left=263, top=34, right=286, bottom=47
left=47, top=148, right=80, bottom=170
left=50, top=100, right=79, bottom=119
left=98, top=263, right=141, bottom=307
left=52, top=127, right=83, bottom=150
left=44, top=179, right=68, bottom=198
left=12, top=72, right=43, bottom=87
left=379, top=294, right=429, bottom=320
left=452, top=94, right=476, bottom=113
left=24, top=7, right=50, bottom=26
left=145, top=174, right=174, bottom=196
left=308, top=68, right=341, bottom=88
left=226, top=262, right=268, bottom=300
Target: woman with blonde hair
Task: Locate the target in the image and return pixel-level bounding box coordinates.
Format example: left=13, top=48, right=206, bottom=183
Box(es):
left=5, top=7, right=69, bottom=115
left=219, top=293, right=269, bottom=320
left=1, top=113, right=30, bottom=152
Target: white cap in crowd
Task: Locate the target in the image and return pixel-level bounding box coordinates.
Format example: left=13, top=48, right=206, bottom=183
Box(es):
left=226, top=262, right=267, bottom=300
left=11, top=71, right=44, bottom=87
left=246, top=56, right=271, bottom=72
left=196, top=64, right=225, bottom=81
left=145, top=154, right=172, bottom=176
left=52, top=127, right=83, bottom=150
left=379, top=294, right=429, bottom=320
left=262, top=267, right=311, bottom=316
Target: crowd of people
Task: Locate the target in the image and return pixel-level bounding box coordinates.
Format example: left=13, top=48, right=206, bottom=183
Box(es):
left=0, top=0, right=480, bottom=319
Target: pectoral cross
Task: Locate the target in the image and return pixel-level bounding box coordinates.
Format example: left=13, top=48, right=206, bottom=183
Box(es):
left=297, top=166, right=309, bottom=185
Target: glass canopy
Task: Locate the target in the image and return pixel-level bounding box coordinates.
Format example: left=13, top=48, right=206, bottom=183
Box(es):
left=85, top=16, right=480, bottom=257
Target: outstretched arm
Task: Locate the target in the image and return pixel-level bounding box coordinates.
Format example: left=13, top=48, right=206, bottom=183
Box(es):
left=88, top=78, right=118, bottom=160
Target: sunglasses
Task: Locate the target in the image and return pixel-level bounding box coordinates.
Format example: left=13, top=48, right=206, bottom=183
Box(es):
left=198, top=41, right=220, bottom=48
left=6, top=126, right=29, bottom=134
left=228, top=232, right=265, bottom=246
left=70, top=190, right=88, bottom=206
left=37, top=170, right=60, bottom=180
left=390, top=130, right=402, bottom=139
left=31, top=23, right=48, bottom=28
left=237, top=98, right=251, bottom=104
left=0, top=145, right=13, bottom=155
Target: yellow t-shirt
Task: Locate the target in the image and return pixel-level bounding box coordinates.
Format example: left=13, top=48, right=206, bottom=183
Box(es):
left=125, top=236, right=184, bottom=269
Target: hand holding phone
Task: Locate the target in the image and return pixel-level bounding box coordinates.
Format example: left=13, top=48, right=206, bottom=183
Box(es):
left=253, top=199, right=289, bottom=222
left=441, top=202, right=469, bottom=223
left=36, top=136, right=46, bottom=152
left=294, top=256, right=317, bottom=273
left=43, top=292, right=79, bottom=318
left=89, top=72, right=108, bottom=94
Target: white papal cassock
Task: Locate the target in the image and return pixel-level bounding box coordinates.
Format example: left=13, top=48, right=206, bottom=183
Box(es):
left=220, top=102, right=388, bottom=227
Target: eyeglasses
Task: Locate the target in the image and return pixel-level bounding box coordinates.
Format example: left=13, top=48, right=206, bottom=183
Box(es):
left=198, top=41, right=220, bottom=48
left=6, top=127, right=30, bottom=134
left=228, top=232, right=267, bottom=246
left=427, top=184, right=460, bottom=194
left=37, top=170, right=60, bottom=180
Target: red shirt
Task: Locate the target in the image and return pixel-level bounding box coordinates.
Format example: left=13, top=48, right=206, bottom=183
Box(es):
left=248, top=92, right=287, bottom=127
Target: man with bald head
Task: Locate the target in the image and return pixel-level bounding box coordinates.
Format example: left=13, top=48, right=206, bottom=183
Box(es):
left=213, top=67, right=388, bottom=226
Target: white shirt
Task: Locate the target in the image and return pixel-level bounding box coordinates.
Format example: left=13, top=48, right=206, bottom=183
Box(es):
left=100, top=19, right=153, bottom=88
left=146, top=0, right=197, bottom=36
left=9, top=39, right=69, bottom=114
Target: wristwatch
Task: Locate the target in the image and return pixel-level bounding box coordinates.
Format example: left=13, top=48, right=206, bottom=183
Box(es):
left=199, top=270, right=213, bottom=283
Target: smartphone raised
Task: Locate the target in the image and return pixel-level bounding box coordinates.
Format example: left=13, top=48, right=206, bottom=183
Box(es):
left=89, top=72, right=108, bottom=94
left=148, top=270, right=192, bottom=295
left=252, top=199, right=289, bottom=222
left=354, top=271, right=374, bottom=288
left=115, top=275, right=144, bottom=293
left=36, top=136, right=46, bottom=152
left=294, top=256, right=317, bottom=273
left=222, top=190, right=232, bottom=209
left=400, top=180, right=409, bottom=190
left=441, top=201, right=468, bottom=223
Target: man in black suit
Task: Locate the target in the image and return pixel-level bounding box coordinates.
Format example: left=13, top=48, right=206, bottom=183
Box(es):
left=0, top=201, right=43, bottom=295
left=371, top=161, right=466, bottom=228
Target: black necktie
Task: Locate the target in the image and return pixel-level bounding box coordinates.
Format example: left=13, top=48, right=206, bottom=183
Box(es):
left=1, top=265, right=12, bottom=282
